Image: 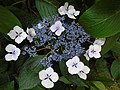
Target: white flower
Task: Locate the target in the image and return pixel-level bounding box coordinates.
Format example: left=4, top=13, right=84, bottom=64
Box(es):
left=58, top=2, right=80, bottom=19
left=58, top=2, right=68, bottom=15
left=66, top=56, right=84, bottom=75
left=26, top=28, right=36, bottom=43
left=78, top=65, right=90, bottom=80
left=7, top=26, right=27, bottom=44
left=39, top=67, right=59, bottom=88
left=50, top=21, right=65, bottom=36
left=88, top=44, right=101, bottom=58
left=84, top=50, right=90, bottom=61
left=66, top=5, right=80, bottom=19
left=94, top=38, right=106, bottom=46
left=5, top=44, right=20, bottom=61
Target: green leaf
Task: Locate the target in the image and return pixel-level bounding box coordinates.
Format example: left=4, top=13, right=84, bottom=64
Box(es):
left=101, top=33, right=120, bottom=55
left=79, top=0, right=120, bottom=38
left=90, top=86, right=99, bottom=90
left=18, top=56, right=44, bottom=90
left=59, top=76, right=71, bottom=84
left=26, top=84, right=45, bottom=90
left=92, top=81, right=106, bottom=90
left=35, top=0, right=59, bottom=19
left=111, top=60, right=120, bottom=79
left=111, top=42, right=120, bottom=54
left=0, top=81, right=14, bottom=90
left=59, top=60, right=87, bottom=87
left=0, top=6, right=21, bottom=34
left=0, top=59, right=8, bottom=73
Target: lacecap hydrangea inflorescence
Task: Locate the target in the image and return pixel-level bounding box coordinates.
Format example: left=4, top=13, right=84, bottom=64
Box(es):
left=22, top=14, right=90, bottom=67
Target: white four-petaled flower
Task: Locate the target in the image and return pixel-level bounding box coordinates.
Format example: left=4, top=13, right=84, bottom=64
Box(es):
left=39, top=67, right=59, bottom=88
left=50, top=21, right=65, bottom=36
left=26, top=28, right=36, bottom=43
left=66, top=56, right=84, bottom=75
left=7, top=26, right=27, bottom=44
left=66, top=56, right=90, bottom=80
left=88, top=44, right=101, bottom=58
left=58, top=2, right=80, bottom=19
left=93, top=38, right=106, bottom=46
left=5, top=44, right=20, bottom=61
left=78, top=65, right=90, bottom=80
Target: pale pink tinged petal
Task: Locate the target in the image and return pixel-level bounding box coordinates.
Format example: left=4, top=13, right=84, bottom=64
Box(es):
left=94, top=44, right=101, bottom=52
left=72, top=56, right=80, bottom=63
left=66, top=59, right=73, bottom=68
left=39, top=70, right=47, bottom=80
left=20, top=32, right=27, bottom=40
left=50, top=72, right=59, bottom=82
left=89, top=45, right=94, bottom=51
left=77, top=62, right=84, bottom=71
left=82, top=66, right=90, bottom=74
left=68, top=67, right=79, bottom=75
left=41, top=79, right=54, bottom=88
left=78, top=72, right=87, bottom=80
left=7, top=30, right=17, bottom=39
left=55, top=30, right=62, bottom=36
left=5, top=44, right=16, bottom=52
left=74, top=11, right=80, bottom=16
left=46, top=67, right=54, bottom=75
left=15, top=37, right=23, bottom=44
left=50, top=25, right=57, bottom=32
left=94, top=52, right=101, bottom=58
left=5, top=54, right=13, bottom=61
left=14, top=26, right=24, bottom=33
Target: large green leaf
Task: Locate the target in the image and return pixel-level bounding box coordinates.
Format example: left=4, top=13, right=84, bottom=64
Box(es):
left=59, top=60, right=87, bottom=87
left=111, top=60, right=120, bottom=79
left=101, top=33, right=120, bottom=55
left=0, top=81, right=14, bottom=90
left=35, top=0, right=59, bottom=19
left=0, top=6, right=21, bottom=34
left=111, top=42, right=120, bottom=54
left=92, top=81, right=106, bottom=90
left=18, top=56, right=44, bottom=90
left=79, top=0, right=120, bottom=38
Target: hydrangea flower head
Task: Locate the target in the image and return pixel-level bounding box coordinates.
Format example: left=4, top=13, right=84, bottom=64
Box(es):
left=39, top=67, right=59, bottom=88
left=5, top=44, right=20, bottom=61
left=7, top=26, right=27, bottom=44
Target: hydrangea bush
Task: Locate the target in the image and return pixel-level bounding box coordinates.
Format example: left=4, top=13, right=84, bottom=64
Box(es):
left=0, top=0, right=120, bottom=90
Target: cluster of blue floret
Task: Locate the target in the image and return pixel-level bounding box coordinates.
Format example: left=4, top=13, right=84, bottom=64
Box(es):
left=22, top=15, right=90, bottom=67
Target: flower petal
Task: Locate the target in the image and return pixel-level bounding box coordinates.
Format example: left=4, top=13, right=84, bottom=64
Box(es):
left=20, top=32, right=27, bottom=40
left=77, top=62, right=84, bottom=71
left=55, top=29, right=62, bottom=36
left=50, top=72, right=59, bottom=82
left=74, top=11, right=80, bottom=16
left=82, top=66, right=90, bottom=74
left=41, top=79, right=54, bottom=88
left=5, top=54, right=13, bottom=61
left=94, top=44, right=101, bottom=52
left=39, top=70, right=47, bottom=80
left=94, top=38, right=106, bottom=46
left=68, top=67, right=79, bottom=75
left=67, top=13, right=76, bottom=19
left=5, top=44, right=16, bottom=52
left=66, top=59, right=73, bottom=68
left=7, top=30, right=17, bottom=39
left=15, top=37, right=23, bottom=44
left=58, top=6, right=66, bottom=15
left=72, top=56, right=80, bottom=63
left=46, top=67, right=54, bottom=75
left=50, top=25, right=57, bottom=32
left=94, top=52, right=101, bottom=58
left=14, top=26, right=24, bottom=33
left=78, top=72, right=87, bottom=80
left=84, top=50, right=90, bottom=61
left=15, top=48, right=21, bottom=56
